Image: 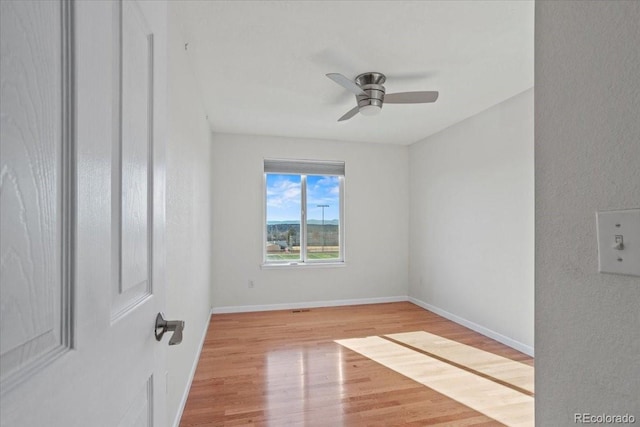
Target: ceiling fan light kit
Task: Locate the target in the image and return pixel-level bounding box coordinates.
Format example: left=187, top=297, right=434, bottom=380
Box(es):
left=327, top=72, right=439, bottom=122
left=358, top=104, right=381, bottom=116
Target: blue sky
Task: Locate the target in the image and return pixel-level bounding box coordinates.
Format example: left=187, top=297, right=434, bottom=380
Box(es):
left=266, top=174, right=340, bottom=222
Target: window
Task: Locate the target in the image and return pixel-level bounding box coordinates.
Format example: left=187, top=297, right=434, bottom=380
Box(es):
left=264, top=159, right=344, bottom=265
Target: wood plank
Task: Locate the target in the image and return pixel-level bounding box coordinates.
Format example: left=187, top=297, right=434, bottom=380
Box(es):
left=386, top=331, right=534, bottom=394
left=179, top=302, right=533, bottom=426
left=336, top=336, right=534, bottom=427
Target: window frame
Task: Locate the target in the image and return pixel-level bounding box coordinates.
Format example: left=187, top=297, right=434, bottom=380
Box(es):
left=262, top=160, right=345, bottom=267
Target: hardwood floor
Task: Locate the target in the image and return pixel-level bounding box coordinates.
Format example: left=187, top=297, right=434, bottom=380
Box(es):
left=336, top=337, right=533, bottom=427
left=385, top=331, right=534, bottom=395
left=180, top=302, right=534, bottom=426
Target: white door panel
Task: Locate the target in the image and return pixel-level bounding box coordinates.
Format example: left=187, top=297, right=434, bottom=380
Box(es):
left=0, top=0, right=71, bottom=389
left=113, top=0, right=154, bottom=320
left=1, top=1, right=168, bottom=425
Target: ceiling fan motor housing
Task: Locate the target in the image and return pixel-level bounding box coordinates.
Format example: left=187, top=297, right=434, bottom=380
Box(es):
left=355, top=72, right=386, bottom=115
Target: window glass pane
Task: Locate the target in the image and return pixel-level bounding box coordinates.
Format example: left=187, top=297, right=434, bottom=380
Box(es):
left=306, top=175, right=340, bottom=261
left=266, top=174, right=301, bottom=262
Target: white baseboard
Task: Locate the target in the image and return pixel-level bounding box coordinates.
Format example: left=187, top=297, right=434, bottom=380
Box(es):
left=210, top=295, right=408, bottom=314
left=408, top=296, right=534, bottom=357
left=210, top=295, right=533, bottom=356
left=172, top=312, right=211, bottom=427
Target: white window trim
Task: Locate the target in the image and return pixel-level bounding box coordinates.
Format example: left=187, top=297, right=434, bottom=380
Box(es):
left=260, top=261, right=347, bottom=270
left=262, top=161, right=345, bottom=267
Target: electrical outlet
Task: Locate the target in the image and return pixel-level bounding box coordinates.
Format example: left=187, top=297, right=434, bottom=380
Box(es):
left=248, top=280, right=255, bottom=288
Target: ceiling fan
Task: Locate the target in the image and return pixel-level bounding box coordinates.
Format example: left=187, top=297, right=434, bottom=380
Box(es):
left=326, top=72, right=439, bottom=121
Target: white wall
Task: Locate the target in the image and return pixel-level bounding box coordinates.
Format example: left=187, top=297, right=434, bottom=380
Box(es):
left=536, top=1, right=640, bottom=422
left=210, top=133, right=409, bottom=309
left=408, top=89, right=534, bottom=353
left=166, top=7, right=213, bottom=425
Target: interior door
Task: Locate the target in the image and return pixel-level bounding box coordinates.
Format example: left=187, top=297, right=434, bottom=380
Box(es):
left=1, top=1, right=169, bottom=425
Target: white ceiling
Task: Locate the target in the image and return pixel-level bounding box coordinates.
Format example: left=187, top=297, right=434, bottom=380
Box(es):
left=174, top=1, right=534, bottom=145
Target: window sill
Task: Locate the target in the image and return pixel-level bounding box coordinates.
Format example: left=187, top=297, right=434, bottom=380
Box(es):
left=260, top=261, right=346, bottom=270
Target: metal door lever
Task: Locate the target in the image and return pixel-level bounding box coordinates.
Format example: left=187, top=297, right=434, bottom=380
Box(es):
left=155, top=312, right=185, bottom=345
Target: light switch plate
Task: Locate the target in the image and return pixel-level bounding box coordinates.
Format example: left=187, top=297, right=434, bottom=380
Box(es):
left=596, top=208, right=640, bottom=277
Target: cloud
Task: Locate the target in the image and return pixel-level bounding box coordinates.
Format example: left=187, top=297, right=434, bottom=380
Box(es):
left=309, top=176, right=340, bottom=197
left=266, top=177, right=301, bottom=208
left=306, top=176, right=340, bottom=211
left=311, top=176, right=339, bottom=191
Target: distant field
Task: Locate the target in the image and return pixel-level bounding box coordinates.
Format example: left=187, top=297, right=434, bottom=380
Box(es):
left=308, top=252, right=339, bottom=259
left=266, top=223, right=339, bottom=247
left=267, top=251, right=339, bottom=261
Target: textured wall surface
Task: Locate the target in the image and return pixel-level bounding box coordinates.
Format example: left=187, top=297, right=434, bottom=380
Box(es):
left=210, top=133, right=409, bottom=309
left=166, top=7, right=213, bottom=425
left=409, top=89, right=534, bottom=353
left=536, top=1, right=640, bottom=423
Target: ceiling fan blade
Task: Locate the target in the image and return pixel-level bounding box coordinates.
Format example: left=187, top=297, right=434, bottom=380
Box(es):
left=385, top=71, right=436, bottom=82
left=338, top=106, right=359, bottom=122
left=384, top=91, right=439, bottom=104
left=326, top=73, right=367, bottom=96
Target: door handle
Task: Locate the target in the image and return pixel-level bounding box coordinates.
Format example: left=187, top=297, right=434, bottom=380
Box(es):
left=155, top=312, right=185, bottom=345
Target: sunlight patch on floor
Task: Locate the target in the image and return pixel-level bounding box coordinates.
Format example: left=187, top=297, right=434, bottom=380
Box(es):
left=387, top=331, right=534, bottom=394
left=335, top=335, right=534, bottom=427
